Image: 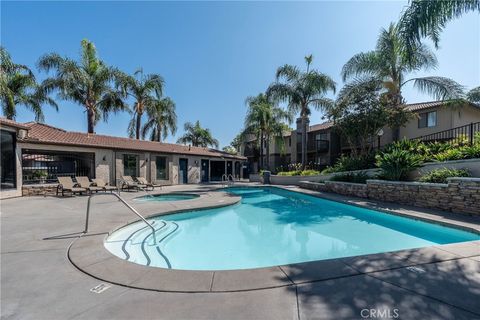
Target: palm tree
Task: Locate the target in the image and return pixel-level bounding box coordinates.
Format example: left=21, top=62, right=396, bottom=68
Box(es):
left=176, top=120, right=219, bottom=148
left=117, top=68, right=164, bottom=139
left=37, top=39, right=126, bottom=133
left=341, top=22, right=464, bottom=140
left=243, top=93, right=292, bottom=170
left=267, top=55, right=336, bottom=167
left=399, top=0, right=480, bottom=55
left=1, top=47, right=57, bottom=121
left=467, top=87, right=480, bottom=104
left=141, top=97, right=177, bottom=142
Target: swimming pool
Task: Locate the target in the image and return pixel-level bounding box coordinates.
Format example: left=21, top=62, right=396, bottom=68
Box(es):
left=136, top=193, right=199, bottom=202
left=105, top=187, right=478, bottom=270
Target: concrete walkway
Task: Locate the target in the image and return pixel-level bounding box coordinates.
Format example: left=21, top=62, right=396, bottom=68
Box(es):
left=1, top=184, right=479, bottom=320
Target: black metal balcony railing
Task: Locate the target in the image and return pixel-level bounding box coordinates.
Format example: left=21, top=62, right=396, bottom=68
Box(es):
left=413, top=122, right=480, bottom=145
left=297, top=139, right=329, bottom=153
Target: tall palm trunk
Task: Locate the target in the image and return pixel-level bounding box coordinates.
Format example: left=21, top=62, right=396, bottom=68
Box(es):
left=265, top=133, right=270, bottom=170
left=155, top=127, right=161, bottom=142
left=301, top=109, right=309, bottom=168
left=391, top=90, right=403, bottom=141
left=259, top=130, right=264, bottom=170
left=87, top=107, right=96, bottom=134
left=135, top=112, right=142, bottom=139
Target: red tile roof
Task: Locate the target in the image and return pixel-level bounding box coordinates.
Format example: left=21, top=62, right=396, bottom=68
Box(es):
left=19, top=122, right=245, bottom=160
left=0, top=118, right=31, bottom=130
left=404, top=100, right=479, bottom=112
left=306, top=101, right=479, bottom=130
left=308, top=121, right=334, bottom=132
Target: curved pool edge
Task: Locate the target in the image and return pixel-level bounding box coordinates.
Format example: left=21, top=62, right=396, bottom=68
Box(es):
left=67, top=185, right=480, bottom=293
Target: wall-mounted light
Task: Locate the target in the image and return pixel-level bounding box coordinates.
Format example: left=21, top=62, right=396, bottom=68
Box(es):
left=102, top=155, right=106, bottom=161
left=194, top=160, right=198, bottom=165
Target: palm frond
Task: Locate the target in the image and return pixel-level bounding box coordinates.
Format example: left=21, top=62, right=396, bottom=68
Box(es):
left=411, top=76, right=465, bottom=100
left=341, top=51, right=381, bottom=82
left=467, top=86, right=480, bottom=104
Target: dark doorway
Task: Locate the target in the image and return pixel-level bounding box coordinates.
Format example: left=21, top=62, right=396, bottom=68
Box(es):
left=210, top=161, right=225, bottom=181
left=226, top=161, right=233, bottom=176
left=242, top=162, right=251, bottom=179
left=1, top=130, right=16, bottom=189
left=234, top=162, right=241, bottom=179
left=201, top=159, right=209, bottom=182
left=178, top=158, right=188, bottom=184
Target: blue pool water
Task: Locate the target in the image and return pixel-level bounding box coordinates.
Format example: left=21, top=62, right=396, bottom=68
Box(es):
left=105, top=187, right=478, bottom=270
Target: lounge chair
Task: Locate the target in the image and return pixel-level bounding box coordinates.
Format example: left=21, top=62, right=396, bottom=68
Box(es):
left=76, top=176, right=104, bottom=194
left=121, top=176, right=147, bottom=191
left=92, top=178, right=117, bottom=193
left=56, top=176, right=87, bottom=196
left=136, top=177, right=162, bottom=191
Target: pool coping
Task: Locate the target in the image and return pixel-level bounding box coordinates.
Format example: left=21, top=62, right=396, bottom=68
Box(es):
left=68, top=184, right=480, bottom=293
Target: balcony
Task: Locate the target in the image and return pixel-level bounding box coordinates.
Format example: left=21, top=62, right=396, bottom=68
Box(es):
left=296, top=139, right=329, bottom=153
left=243, top=145, right=260, bottom=158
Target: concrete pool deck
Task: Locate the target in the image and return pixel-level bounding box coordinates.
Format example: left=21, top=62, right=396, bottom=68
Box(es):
left=1, top=183, right=480, bottom=319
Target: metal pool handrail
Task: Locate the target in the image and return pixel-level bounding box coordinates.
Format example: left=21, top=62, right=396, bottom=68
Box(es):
left=84, top=192, right=157, bottom=243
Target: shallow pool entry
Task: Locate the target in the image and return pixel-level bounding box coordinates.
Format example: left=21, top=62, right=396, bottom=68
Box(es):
left=105, top=187, right=479, bottom=270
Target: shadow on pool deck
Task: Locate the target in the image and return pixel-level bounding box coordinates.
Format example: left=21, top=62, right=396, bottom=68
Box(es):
left=277, top=250, right=480, bottom=320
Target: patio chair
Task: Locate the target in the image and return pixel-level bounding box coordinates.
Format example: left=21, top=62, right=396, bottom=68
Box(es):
left=76, top=176, right=104, bottom=194
left=136, top=177, right=162, bottom=191
left=56, top=176, right=87, bottom=196
left=92, top=178, right=117, bottom=193
left=121, top=176, right=147, bottom=191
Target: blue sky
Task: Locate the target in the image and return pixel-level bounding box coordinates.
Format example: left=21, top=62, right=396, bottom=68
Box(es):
left=2, top=1, right=478, bottom=148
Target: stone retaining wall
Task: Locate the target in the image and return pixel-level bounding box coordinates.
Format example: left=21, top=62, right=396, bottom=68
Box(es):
left=299, top=177, right=480, bottom=216
left=22, top=184, right=59, bottom=196
left=324, top=181, right=368, bottom=198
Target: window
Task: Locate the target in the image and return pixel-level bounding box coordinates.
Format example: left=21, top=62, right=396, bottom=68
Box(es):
left=418, top=111, right=437, bottom=128
left=1, top=130, right=16, bottom=189
left=288, top=137, right=291, bottom=147
left=155, top=156, right=168, bottom=180
left=123, top=154, right=138, bottom=177
left=315, top=133, right=328, bottom=141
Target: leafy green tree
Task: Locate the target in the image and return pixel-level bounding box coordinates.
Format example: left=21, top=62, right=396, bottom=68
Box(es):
left=141, top=97, right=177, bottom=142
left=38, top=39, right=126, bottom=133
left=116, top=68, right=164, bottom=139
left=242, top=93, right=292, bottom=170
left=177, top=120, right=219, bottom=148
left=466, top=87, right=480, bottom=104
left=398, top=0, right=480, bottom=55
left=222, top=146, right=238, bottom=155
left=341, top=23, right=464, bottom=140
left=267, top=55, right=336, bottom=167
left=332, top=79, right=412, bottom=156
left=1, top=47, right=57, bottom=121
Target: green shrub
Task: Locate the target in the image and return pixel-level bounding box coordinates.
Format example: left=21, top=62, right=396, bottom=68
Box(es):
left=300, top=170, right=320, bottom=176
left=433, top=144, right=480, bottom=162
left=330, top=171, right=369, bottom=184
left=322, top=152, right=376, bottom=173
left=320, top=166, right=335, bottom=174
left=276, top=170, right=320, bottom=176
left=277, top=171, right=301, bottom=176
left=376, top=149, right=423, bottom=181
left=419, top=168, right=471, bottom=184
